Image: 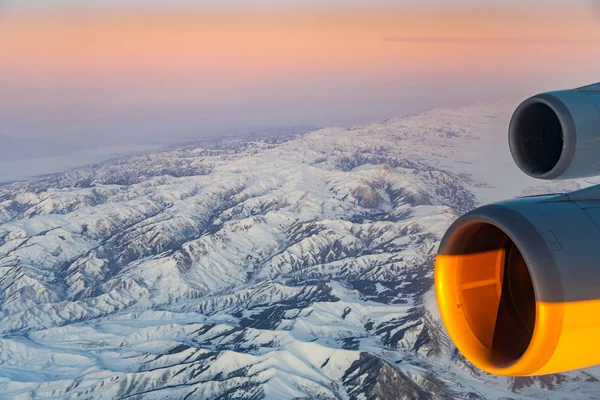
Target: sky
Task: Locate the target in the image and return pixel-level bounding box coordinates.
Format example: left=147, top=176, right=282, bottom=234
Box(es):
left=1, top=0, right=600, bottom=177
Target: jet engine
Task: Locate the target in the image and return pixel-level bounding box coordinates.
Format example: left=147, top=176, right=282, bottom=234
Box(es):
left=509, top=83, right=600, bottom=179
left=435, top=83, right=600, bottom=376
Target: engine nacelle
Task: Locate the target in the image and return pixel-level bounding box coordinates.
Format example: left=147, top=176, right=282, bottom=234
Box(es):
left=436, top=193, right=600, bottom=376
left=509, top=83, right=600, bottom=179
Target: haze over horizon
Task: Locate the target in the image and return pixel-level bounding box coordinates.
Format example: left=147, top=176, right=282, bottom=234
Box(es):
left=1, top=0, right=600, bottom=180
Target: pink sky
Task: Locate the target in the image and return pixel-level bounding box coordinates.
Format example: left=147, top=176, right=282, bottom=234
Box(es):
left=1, top=3, right=600, bottom=143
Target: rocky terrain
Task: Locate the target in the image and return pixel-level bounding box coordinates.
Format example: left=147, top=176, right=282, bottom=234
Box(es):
left=1, top=104, right=599, bottom=399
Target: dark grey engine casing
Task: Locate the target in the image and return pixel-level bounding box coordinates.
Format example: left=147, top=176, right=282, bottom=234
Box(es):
left=438, top=187, right=600, bottom=303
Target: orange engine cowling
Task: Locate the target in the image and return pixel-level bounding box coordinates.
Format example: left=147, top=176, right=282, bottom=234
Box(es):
left=435, top=197, right=600, bottom=376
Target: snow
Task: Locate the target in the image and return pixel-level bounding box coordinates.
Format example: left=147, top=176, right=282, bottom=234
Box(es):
left=0, top=103, right=598, bottom=398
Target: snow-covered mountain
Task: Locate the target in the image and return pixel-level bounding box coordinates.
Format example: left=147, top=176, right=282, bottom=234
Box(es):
left=1, top=104, right=599, bottom=399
